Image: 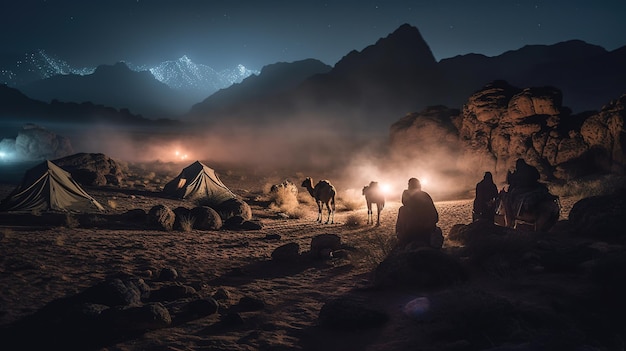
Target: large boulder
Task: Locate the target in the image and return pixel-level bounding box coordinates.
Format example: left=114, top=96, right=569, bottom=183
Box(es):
left=173, top=206, right=192, bottom=230
left=580, top=94, right=626, bottom=175
left=310, top=234, right=342, bottom=259
left=79, top=277, right=150, bottom=307
left=2, top=123, right=74, bottom=160
left=190, top=206, right=222, bottom=230
left=54, top=152, right=127, bottom=186
left=373, top=247, right=467, bottom=288
left=567, top=188, right=626, bottom=241
left=214, top=198, right=252, bottom=221
left=271, top=242, right=301, bottom=262
left=147, top=205, right=175, bottom=231
left=101, top=303, right=172, bottom=332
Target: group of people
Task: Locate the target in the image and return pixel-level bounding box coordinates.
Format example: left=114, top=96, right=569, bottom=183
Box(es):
left=395, top=158, right=545, bottom=248
left=472, top=158, right=547, bottom=227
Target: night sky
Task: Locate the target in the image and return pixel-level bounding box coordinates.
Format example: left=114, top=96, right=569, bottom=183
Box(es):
left=3, top=0, right=626, bottom=70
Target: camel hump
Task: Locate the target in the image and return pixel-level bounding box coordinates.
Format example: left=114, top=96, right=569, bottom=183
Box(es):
left=316, top=180, right=336, bottom=194
left=317, top=179, right=333, bottom=187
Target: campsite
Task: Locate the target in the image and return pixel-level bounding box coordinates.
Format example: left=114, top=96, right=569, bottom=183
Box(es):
left=0, top=154, right=624, bottom=350
left=1, top=9, right=625, bottom=350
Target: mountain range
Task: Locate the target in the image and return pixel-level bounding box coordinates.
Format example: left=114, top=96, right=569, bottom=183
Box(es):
left=188, top=24, right=626, bottom=132
left=0, top=51, right=257, bottom=117
left=1, top=23, right=625, bottom=132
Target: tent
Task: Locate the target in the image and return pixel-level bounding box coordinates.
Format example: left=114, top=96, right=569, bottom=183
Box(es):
left=163, top=160, right=236, bottom=205
left=0, top=160, right=104, bottom=212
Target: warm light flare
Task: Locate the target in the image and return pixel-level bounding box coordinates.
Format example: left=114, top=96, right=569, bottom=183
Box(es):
left=174, top=150, right=189, bottom=161
left=380, top=183, right=392, bottom=195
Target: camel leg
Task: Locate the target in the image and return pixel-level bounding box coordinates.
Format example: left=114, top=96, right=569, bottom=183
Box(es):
left=376, top=204, right=382, bottom=226
left=325, top=201, right=335, bottom=224
left=317, top=201, right=323, bottom=223
left=324, top=202, right=330, bottom=224
left=367, top=202, right=373, bottom=224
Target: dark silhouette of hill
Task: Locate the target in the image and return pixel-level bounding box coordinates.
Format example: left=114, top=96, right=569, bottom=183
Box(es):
left=189, top=59, right=331, bottom=117
left=294, top=23, right=447, bottom=129
left=17, top=62, right=197, bottom=119
left=186, top=24, right=626, bottom=132
left=439, top=40, right=626, bottom=112
left=0, top=84, right=179, bottom=126
left=189, top=24, right=446, bottom=131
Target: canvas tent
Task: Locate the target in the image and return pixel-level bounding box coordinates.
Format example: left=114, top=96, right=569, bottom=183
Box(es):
left=0, top=160, right=104, bottom=212
left=163, top=160, right=236, bottom=205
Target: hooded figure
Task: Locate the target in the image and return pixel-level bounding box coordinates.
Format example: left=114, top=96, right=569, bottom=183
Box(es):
left=396, top=178, right=439, bottom=248
left=473, top=171, right=498, bottom=222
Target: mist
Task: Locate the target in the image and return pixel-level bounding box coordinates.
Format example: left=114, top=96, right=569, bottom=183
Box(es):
left=1, top=106, right=481, bottom=202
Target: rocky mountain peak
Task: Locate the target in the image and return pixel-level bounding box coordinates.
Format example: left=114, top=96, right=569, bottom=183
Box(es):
left=333, top=23, right=437, bottom=75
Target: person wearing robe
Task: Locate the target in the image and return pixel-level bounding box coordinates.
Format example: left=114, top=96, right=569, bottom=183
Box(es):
left=396, top=178, right=439, bottom=247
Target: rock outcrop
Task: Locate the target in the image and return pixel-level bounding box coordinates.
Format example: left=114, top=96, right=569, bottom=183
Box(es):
left=0, top=124, right=73, bottom=160
left=54, top=152, right=127, bottom=186
left=389, top=80, right=626, bottom=183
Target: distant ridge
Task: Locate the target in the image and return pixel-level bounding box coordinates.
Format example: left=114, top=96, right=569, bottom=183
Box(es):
left=17, top=62, right=195, bottom=118
left=0, top=50, right=257, bottom=104
left=0, top=84, right=179, bottom=126
left=189, top=59, right=332, bottom=116
left=185, top=23, right=626, bottom=131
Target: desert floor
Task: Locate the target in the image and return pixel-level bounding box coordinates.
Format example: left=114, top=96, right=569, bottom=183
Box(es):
left=0, top=163, right=580, bottom=351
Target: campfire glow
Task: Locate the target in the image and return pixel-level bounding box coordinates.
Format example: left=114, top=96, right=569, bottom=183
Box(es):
left=174, top=150, right=189, bottom=161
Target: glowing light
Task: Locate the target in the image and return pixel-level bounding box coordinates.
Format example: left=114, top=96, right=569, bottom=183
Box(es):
left=0, top=151, right=14, bottom=161
left=173, top=150, right=189, bottom=161
left=380, top=183, right=392, bottom=195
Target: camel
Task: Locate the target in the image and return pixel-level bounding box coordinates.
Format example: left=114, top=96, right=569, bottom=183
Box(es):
left=495, top=189, right=560, bottom=231
left=362, top=181, right=385, bottom=225
left=301, top=177, right=336, bottom=224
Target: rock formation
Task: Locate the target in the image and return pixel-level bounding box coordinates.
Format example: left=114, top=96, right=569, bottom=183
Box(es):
left=54, top=152, right=127, bottom=186
left=0, top=124, right=73, bottom=161
left=389, top=80, right=626, bottom=183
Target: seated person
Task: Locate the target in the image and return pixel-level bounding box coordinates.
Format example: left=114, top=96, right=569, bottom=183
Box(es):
left=396, top=178, right=439, bottom=248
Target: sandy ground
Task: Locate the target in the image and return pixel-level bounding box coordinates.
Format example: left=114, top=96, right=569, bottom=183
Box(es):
left=0, top=164, right=579, bottom=351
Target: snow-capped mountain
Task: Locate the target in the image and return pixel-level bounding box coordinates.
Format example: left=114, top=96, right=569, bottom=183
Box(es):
left=0, top=50, right=95, bottom=87
left=0, top=50, right=258, bottom=97
left=130, top=55, right=259, bottom=99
